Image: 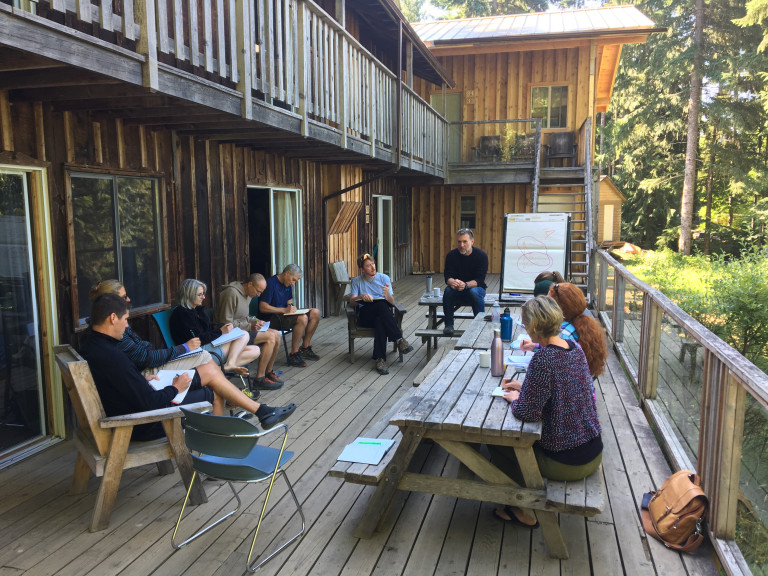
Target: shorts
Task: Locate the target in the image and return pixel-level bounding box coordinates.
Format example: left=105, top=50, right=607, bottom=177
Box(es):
left=270, top=313, right=303, bottom=331
left=142, top=350, right=212, bottom=376
left=202, top=343, right=227, bottom=364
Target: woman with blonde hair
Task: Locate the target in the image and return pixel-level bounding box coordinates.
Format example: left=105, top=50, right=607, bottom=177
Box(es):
left=170, top=279, right=259, bottom=376
left=492, top=296, right=602, bottom=527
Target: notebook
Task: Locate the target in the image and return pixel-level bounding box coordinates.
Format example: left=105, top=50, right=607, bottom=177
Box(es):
left=337, top=437, right=396, bottom=465
left=149, top=369, right=194, bottom=404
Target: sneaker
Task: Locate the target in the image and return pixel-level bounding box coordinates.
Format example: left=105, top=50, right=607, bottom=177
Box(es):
left=241, top=387, right=261, bottom=401
left=300, top=346, right=320, bottom=360
left=397, top=338, right=414, bottom=354
left=266, top=371, right=284, bottom=385
left=251, top=376, right=283, bottom=390
left=375, top=358, right=389, bottom=375
left=443, top=324, right=454, bottom=335
left=288, top=352, right=307, bottom=367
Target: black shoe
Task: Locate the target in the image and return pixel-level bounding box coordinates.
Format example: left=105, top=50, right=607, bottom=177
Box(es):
left=258, top=403, right=297, bottom=429
left=251, top=376, right=283, bottom=390
left=287, top=352, right=307, bottom=367
left=300, top=346, right=320, bottom=360
left=443, top=324, right=454, bottom=335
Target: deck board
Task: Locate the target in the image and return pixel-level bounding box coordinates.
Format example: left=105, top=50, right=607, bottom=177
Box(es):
left=0, top=274, right=719, bottom=576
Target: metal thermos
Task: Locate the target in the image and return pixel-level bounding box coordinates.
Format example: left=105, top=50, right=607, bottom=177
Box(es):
left=426, top=274, right=432, bottom=295
left=500, top=308, right=513, bottom=341
left=491, top=328, right=504, bottom=377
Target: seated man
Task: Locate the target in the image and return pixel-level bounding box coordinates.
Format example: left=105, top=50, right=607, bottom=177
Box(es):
left=214, top=273, right=284, bottom=390
left=442, top=228, right=488, bottom=335
left=258, top=264, right=321, bottom=368
left=80, top=293, right=295, bottom=438
left=350, top=253, right=412, bottom=375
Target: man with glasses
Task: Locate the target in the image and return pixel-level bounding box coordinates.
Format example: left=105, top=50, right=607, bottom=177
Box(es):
left=214, top=273, right=284, bottom=390
left=258, top=264, right=321, bottom=367
left=442, top=228, right=488, bottom=335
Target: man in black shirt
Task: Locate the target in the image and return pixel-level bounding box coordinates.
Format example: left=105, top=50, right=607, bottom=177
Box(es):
left=80, top=294, right=295, bottom=439
left=442, top=228, right=488, bottom=335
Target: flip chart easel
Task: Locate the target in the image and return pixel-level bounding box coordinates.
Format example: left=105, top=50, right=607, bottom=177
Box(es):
left=500, top=213, right=570, bottom=298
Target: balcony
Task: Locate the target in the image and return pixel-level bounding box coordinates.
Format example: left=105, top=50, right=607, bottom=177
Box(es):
left=0, top=0, right=446, bottom=175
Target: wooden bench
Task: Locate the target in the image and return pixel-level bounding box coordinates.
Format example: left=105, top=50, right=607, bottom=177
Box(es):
left=545, top=466, right=605, bottom=517
left=414, top=328, right=464, bottom=360
left=329, top=413, right=402, bottom=486
left=423, top=311, right=476, bottom=321
left=54, top=344, right=210, bottom=532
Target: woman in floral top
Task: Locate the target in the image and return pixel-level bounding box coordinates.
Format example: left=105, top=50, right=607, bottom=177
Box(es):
left=491, top=295, right=602, bottom=528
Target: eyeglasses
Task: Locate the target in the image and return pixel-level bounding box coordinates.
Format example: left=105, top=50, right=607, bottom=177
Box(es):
left=196, top=291, right=206, bottom=298
left=457, top=228, right=472, bottom=235
left=362, top=253, right=372, bottom=260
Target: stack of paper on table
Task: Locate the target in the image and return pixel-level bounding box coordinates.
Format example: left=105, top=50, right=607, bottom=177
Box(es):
left=149, top=370, right=195, bottom=404
left=505, top=354, right=532, bottom=370
left=337, top=437, right=396, bottom=465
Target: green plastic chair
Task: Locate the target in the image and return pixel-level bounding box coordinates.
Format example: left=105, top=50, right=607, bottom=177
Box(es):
left=172, top=408, right=305, bottom=571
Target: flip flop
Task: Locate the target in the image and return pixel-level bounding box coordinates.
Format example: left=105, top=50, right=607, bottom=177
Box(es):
left=259, top=403, right=297, bottom=429
left=493, top=505, right=539, bottom=529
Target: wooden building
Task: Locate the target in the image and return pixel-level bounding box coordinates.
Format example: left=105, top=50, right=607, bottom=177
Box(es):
left=598, top=175, right=625, bottom=243
left=409, top=6, right=657, bottom=289
left=0, top=0, right=453, bottom=462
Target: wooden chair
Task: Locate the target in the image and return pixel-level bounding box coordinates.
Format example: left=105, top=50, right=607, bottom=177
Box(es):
left=345, top=301, right=408, bottom=363
left=54, top=344, right=209, bottom=532
left=545, top=131, right=576, bottom=167
left=329, top=261, right=352, bottom=316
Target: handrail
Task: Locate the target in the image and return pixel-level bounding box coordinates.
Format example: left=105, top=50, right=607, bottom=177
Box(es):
left=595, top=248, right=767, bottom=575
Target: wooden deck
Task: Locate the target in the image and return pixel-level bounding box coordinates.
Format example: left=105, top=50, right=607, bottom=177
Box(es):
left=0, top=275, right=720, bottom=576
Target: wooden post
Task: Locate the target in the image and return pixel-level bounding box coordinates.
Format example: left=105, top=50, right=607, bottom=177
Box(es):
left=0, top=91, right=14, bottom=152
left=369, top=60, right=377, bottom=157
left=297, top=2, right=308, bottom=137
left=337, top=33, right=347, bottom=149
left=134, top=0, right=159, bottom=90
left=92, top=122, right=103, bottom=164
left=638, top=294, right=661, bottom=400
left=612, top=273, right=624, bottom=344
left=405, top=40, right=413, bottom=88
left=597, top=253, right=607, bottom=312
left=235, top=0, right=253, bottom=119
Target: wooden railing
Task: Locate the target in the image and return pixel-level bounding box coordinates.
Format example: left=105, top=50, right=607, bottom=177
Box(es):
left=596, top=249, right=768, bottom=575
left=17, top=0, right=445, bottom=173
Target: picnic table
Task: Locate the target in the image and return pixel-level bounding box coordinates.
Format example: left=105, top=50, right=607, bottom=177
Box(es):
left=351, top=347, right=591, bottom=558
left=454, top=309, right=522, bottom=351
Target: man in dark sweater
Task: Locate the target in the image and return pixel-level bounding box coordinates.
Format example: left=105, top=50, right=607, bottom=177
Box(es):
left=80, top=294, right=295, bottom=439
left=442, top=228, right=488, bottom=334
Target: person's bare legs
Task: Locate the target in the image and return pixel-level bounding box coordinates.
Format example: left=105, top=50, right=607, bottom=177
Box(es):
left=222, top=333, right=260, bottom=372
left=494, top=505, right=537, bottom=525
left=300, top=308, right=320, bottom=348
left=251, top=331, right=276, bottom=378
left=290, top=314, right=308, bottom=354
left=196, top=362, right=261, bottom=413
left=267, top=329, right=279, bottom=371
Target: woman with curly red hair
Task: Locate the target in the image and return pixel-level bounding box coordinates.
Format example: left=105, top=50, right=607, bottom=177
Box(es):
left=549, top=282, right=607, bottom=377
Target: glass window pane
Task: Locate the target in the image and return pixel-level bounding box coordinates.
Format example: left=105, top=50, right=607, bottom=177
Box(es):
left=117, top=178, right=163, bottom=308
left=460, top=196, right=476, bottom=212
left=531, top=86, right=549, bottom=128
left=71, top=176, right=117, bottom=321
left=738, top=392, right=768, bottom=573
left=550, top=86, right=568, bottom=128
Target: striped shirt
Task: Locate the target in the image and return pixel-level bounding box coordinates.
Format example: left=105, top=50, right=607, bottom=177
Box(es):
left=118, top=326, right=188, bottom=371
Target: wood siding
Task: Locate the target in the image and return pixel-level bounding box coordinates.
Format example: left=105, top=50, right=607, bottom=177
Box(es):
left=411, top=183, right=530, bottom=275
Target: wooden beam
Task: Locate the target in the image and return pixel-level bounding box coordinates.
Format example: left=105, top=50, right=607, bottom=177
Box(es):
left=0, top=90, right=13, bottom=151
left=427, top=35, right=650, bottom=57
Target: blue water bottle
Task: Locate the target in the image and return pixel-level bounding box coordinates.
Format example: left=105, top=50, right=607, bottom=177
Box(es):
left=500, top=307, right=513, bottom=341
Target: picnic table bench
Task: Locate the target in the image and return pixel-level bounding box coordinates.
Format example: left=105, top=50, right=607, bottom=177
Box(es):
left=329, top=348, right=605, bottom=559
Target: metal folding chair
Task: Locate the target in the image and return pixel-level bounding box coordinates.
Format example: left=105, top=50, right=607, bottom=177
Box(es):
left=172, top=409, right=306, bottom=571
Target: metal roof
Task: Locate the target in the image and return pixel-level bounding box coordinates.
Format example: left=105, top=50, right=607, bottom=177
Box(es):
left=413, top=5, right=656, bottom=44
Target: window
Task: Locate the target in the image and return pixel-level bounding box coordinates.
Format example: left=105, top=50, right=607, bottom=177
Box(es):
left=460, top=196, right=476, bottom=230
left=531, top=85, right=568, bottom=129
left=70, top=173, right=164, bottom=323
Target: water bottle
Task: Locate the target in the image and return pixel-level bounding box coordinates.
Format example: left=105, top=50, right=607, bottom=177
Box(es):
left=491, top=301, right=501, bottom=324
left=425, top=274, right=432, bottom=297
left=491, top=328, right=504, bottom=377
left=500, top=307, right=513, bottom=341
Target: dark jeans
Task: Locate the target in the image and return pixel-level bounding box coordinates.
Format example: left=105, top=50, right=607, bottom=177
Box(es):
left=356, top=300, right=402, bottom=360
left=442, top=286, right=486, bottom=326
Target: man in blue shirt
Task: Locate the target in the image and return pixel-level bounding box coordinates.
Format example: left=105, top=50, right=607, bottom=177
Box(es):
left=258, top=264, right=321, bottom=367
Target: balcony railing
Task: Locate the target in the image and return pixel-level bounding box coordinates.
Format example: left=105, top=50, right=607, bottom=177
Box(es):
left=446, top=119, right=541, bottom=167
left=13, top=0, right=446, bottom=174
left=596, top=249, right=768, bottom=574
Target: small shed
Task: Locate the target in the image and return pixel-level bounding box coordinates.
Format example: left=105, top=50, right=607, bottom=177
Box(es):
left=598, top=176, right=625, bottom=243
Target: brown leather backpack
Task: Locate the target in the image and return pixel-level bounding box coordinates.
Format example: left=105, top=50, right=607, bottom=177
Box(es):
left=641, top=470, right=708, bottom=552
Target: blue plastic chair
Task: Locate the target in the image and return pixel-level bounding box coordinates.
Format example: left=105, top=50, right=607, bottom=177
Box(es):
left=171, top=409, right=305, bottom=571
left=151, top=307, right=249, bottom=390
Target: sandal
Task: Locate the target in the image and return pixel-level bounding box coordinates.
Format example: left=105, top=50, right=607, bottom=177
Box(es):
left=493, top=505, right=539, bottom=529
left=258, top=403, right=297, bottom=429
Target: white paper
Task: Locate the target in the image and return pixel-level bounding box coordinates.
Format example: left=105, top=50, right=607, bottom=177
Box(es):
left=258, top=321, right=270, bottom=332
left=491, top=386, right=506, bottom=397
left=337, top=437, right=396, bottom=465
left=211, top=326, right=248, bottom=346
left=174, top=346, right=204, bottom=360
left=505, top=355, right=533, bottom=370
left=149, top=370, right=195, bottom=404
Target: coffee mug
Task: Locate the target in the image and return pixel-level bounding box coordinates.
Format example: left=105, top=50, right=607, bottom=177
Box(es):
left=477, top=350, right=491, bottom=368
left=433, top=287, right=441, bottom=297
